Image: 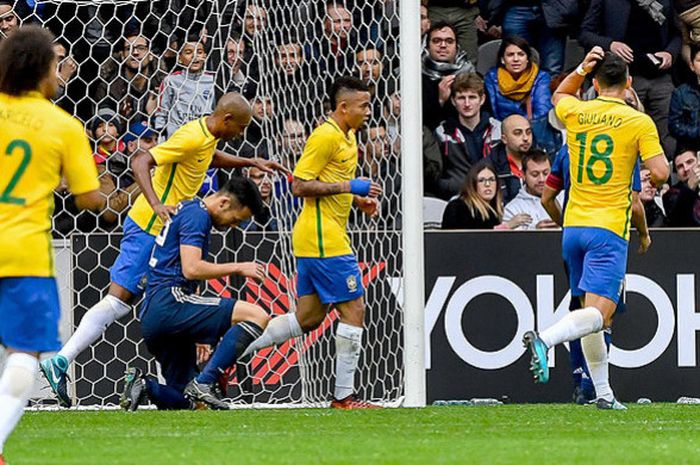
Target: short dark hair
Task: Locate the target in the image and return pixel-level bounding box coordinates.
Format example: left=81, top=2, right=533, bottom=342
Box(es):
left=451, top=72, right=485, bottom=97
left=497, top=36, right=533, bottom=67
left=220, top=177, right=265, bottom=216
left=674, top=146, right=699, bottom=162
left=522, top=148, right=550, bottom=173
left=592, top=52, right=628, bottom=89
left=0, top=25, right=56, bottom=96
left=328, top=76, right=369, bottom=111
left=426, top=20, right=457, bottom=44
left=691, top=43, right=700, bottom=62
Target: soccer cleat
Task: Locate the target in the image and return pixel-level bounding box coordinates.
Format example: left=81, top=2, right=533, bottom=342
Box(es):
left=596, top=398, right=627, bottom=410
left=330, top=394, right=382, bottom=410
left=0, top=453, right=6, bottom=465
left=184, top=379, right=230, bottom=410
left=39, top=355, right=71, bottom=408
left=522, top=331, right=549, bottom=384
left=120, top=367, right=147, bottom=412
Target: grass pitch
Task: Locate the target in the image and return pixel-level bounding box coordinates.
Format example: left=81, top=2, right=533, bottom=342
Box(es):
left=6, top=404, right=700, bottom=465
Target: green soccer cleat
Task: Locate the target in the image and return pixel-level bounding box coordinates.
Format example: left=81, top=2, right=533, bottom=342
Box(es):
left=596, top=398, right=627, bottom=410
left=120, top=367, right=147, bottom=412
left=39, top=355, right=71, bottom=408
left=522, top=331, right=549, bottom=384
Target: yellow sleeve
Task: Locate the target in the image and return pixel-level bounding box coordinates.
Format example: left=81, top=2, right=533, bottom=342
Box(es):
left=293, top=130, right=336, bottom=180
left=61, top=120, right=100, bottom=195
left=637, top=115, right=664, bottom=161
left=554, top=95, right=577, bottom=123
left=150, top=124, right=200, bottom=166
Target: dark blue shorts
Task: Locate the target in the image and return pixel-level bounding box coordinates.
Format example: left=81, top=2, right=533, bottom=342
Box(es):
left=0, top=277, right=61, bottom=352
left=110, top=217, right=155, bottom=296
left=296, top=255, right=364, bottom=305
left=562, top=227, right=628, bottom=304
left=140, top=287, right=235, bottom=390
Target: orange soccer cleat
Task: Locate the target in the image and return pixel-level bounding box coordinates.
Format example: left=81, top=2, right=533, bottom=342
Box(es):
left=330, top=394, right=382, bottom=410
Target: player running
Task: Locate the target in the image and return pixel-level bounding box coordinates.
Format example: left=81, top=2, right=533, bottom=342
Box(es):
left=523, top=47, right=669, bottom=409
left=242, top=76, right=383, bottom=409
left=120, top=179, right=269, bottom=411
left=41, top=92, right=288, bottom=408
left=0, top=26, right=103, bottom=464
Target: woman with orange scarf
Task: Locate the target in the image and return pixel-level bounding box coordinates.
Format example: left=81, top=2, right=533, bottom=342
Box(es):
left=484, top=36, right=553, bottom=122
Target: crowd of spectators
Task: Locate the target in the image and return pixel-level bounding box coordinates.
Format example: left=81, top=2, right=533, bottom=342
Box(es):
left=2, top=0, right=700, bottom=234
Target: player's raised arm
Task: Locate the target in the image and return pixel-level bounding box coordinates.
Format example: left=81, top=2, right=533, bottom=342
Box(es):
left=552, top=46, right=605, bottom=106
left=211, top=150, right=290, bottom=175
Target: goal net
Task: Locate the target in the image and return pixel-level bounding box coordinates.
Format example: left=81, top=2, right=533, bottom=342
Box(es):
left=23, top=0, right=406, bottom=407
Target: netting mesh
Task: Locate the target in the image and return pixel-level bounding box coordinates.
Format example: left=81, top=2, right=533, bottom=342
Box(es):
left=23, top=0, right=404, bottom=407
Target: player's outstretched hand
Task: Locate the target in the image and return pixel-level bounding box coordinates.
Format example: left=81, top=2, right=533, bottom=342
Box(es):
left=237, top=262, right=266, bottom=282
left=638, top=232, right=651, bottom=255
left=154, top=204, right=177, bottom=224
left=581, top=45, right=605, bottom=74
left=356, top=197, right=380, bottom=217
left=251, top=158, right=291, bottom=176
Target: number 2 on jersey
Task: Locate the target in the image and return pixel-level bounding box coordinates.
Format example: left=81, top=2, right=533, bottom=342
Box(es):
left=575, top=132, right=613, bottom=185
left=1, top=139, right=32, bottom=205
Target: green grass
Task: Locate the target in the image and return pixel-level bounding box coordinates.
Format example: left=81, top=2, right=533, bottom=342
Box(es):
left=5, top=405, right=700, bottom=465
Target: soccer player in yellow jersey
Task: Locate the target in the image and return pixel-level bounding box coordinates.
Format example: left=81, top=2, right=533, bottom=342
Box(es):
left=523, top=48, right=669, bottom=409
left=241, top=77, right=383, bottom=409
left=0, top=26, right=103, bottom=464
left=40, top=93, right=288, bottom=408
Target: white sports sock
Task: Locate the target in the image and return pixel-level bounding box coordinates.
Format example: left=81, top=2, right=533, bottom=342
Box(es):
left=334, top=322, right=363, bottom=400
left=539, top=307, right=603, bottom=349
left=58, top=295, right=131, bottom=363
left=240, top=313, right=303, bottom=358
left=581, top=331, right=614, bottom=401
left=0, top=353, right=38, bottom=454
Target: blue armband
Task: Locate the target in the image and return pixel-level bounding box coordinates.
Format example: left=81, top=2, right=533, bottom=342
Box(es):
left=349, top=179, right=371, bottom=196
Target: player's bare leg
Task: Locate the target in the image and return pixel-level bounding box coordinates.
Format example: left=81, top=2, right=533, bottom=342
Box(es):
left=331, top=297, right=380, bottom=409
left=40, top=283, right=133, bottom=407
left=0, top=349, right=39, bottom=461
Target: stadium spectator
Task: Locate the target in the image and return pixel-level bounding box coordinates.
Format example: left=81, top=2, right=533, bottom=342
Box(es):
left=434, top=72, right=498, bottom=200
left=669, top=44, right=700, bottom=149
left=422, top=21, right=475, bottom=130
left=153, top=36, right=215, bottom=138
left=53, top=39, right=77, bottom=110
left=579, top=0, right=681, bottom=159
left=420, top=3, right=431, bottom=40
left=243, top=3, right=267, bottom=41
left=441, top=160, right=529, bottom=229
left=273, top=37, right=316, bottom=122
left=423, top=126, right=444, bottom=197
left=216, top=32, right=256, bottom=100
left=484, top=36, right=552, bottom=122
left=305, top=1, right=358, bottom=85
left=678, top=1, right=700, bottom=63
left=89, top=107, right=123, bottom=166
left=640, top=167, right=667, bottom=227
left=487, top=114, right=532, bottom=204
left=278, top=117, right=307, bottom=166
left=0, top=1, right=19, bottom=39
left=426, top=0, right=480, bottom=63
left=502, top=149, right=558, bottom=229
left=93, top=34, right=164, bottom=124
left=244, top=95, right=274, bottom=151
left=662, top=148, right=700, bottom=226
left=384, top=89, right=401, bottom=153
left=242, top=167, right=279, bottom=232
left=486, top=1, right=580, bottom=75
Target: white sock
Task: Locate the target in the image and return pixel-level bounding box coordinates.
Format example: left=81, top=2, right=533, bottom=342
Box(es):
left=58, top=295, right=131, bottom=363
left=539, top=307, right=603, bottom=349
left=240, top=313, right=303, bottom=358
left=581, top=331, right=614, bottom=401
left=334, top=322, right=363, bottom=400
left=0, top=353, right=38, bottom=454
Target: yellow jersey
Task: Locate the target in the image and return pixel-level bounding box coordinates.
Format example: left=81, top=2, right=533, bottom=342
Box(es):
left=292, top=119, right=357, bottom=258
left=0, top=92, right=99, bottom=277
left=556, top=96, right=663, bottom=240
left=128, top=117, right=218, bottom=235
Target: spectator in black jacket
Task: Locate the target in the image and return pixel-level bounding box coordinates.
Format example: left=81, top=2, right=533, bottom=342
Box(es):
left=640, top=167, right=667, bottom=227
left=434, top=72, right=497, bottom=199
left=422, top=21, right=475, bottom=130
left=487, top=114, right=532, bottom=204
left=669, top=43, right=700, bottom=149
left=663, top=148, right=700, bottom=226
left=579, top=0, right=681, bottom=158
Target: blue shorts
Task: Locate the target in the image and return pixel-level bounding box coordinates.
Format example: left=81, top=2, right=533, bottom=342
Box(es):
left=562, top=227, right=628, bottom=304
left=296, top=255, right=364, bottom=305
left=110, top=217, right=156, bottom=296
left=140, top=287, right=235, bottom=390
left=0, top=277, right=61, bottom=352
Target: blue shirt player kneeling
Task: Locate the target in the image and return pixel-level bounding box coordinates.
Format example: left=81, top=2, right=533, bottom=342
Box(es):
left=121, top=177, right=269, bottom=410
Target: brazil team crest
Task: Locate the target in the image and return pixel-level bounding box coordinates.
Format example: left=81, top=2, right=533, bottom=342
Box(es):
left=346, top=275, right=358, bottom=293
